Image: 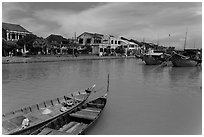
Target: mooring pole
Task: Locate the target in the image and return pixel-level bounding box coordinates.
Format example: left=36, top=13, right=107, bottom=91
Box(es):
left=107, top=73, right=110, bottom=93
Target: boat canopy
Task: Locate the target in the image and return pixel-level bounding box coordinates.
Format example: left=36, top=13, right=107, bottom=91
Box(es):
left=146, top=53, right=163, bottom=56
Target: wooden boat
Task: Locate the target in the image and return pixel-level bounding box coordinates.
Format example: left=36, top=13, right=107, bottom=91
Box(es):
left=142, top=53, right=163, bottom=65
left=171, top=30, right=202, bottom=67
left=31, top=91, right=108, bottom=135
left=2, top=85, right=96, bottom=135
left=171, top=52, right=200, bottom=67
left=30, top=75, right=110, bottom=135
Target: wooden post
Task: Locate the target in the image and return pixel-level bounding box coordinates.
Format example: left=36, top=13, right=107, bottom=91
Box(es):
left=57, top=98, right=60, bottom=103
left=37, top=104, right=40, bottom=110
left=107, top=73, right=110, bottom=93
left=51, top=100, right=54, bottom=106
left=44, top=102, right=47, bottom=107
left=29, top=106, right=32, bottom=112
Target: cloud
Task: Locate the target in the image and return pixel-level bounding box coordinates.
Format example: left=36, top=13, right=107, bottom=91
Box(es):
left=2, top=2, right=202, bottom=49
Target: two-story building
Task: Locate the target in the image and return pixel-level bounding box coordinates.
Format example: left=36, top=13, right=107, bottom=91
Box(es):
left=77, top=32, right=103, bottom=54
left=2, top=22, right=31, bottom=41
left=2, top=22, right=32, bottom=56
left=99, top=34, right=121, bottom=56
left=120, top=39, right=139, bottom=55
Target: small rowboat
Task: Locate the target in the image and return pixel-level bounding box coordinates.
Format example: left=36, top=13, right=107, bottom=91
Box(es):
left=2, top=85, right=96, bottom=135
left=31, top=91, right=108, bottom=135
left=31, top=74, right=110, bottom=135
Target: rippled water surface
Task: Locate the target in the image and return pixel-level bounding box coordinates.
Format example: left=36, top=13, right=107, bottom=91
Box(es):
left=2, top=59, right=202, bottom=134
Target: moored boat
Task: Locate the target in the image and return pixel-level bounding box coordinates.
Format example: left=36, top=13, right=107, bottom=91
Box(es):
left=31, top=92, right=108, bottom=135
left=30, top=75, right=110, bottom=135
left=142, top=53, right=163, bottom=65
left=2, top=85, right=96, bottom=135
left=171, top=52, right=201, bottom=67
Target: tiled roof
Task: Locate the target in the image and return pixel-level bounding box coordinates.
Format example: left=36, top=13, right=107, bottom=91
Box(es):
left=2, top=22, right=31, bottom=33
left=78, top=32, right=104, bottom=38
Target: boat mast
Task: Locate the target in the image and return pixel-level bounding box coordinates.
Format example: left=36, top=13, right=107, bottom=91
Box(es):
left=184, top=28, right=188, bottom=50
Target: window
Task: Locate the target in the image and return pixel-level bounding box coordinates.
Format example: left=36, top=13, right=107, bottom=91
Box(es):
left=12, top=33, right=15, bottom=39
left=115, top=41, right=117, bottom=44
left=86, top=38, right=91, bottom=44
left=111, top=40, right=113, bottom=44
left=100, top=48, right=103, bottom=52
left=8, top=33, right=11, bottom=40
left=19, top=35, right=22, bottom=39
left=79, top=38, right=83, bottom=44
left=124, top=46, right=128, bottom=48
left=118, top=41, right=121, bottom=44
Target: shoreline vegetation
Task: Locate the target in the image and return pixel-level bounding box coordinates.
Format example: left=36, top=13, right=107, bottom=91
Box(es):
left=2, top=55, right=136, bottom=64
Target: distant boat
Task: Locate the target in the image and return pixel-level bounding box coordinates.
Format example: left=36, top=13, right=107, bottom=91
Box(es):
left=2, top=85, right=95, bottom=135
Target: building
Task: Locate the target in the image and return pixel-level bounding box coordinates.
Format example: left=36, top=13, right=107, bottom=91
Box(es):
left=99, top=34, right=121, bottom=56
left=2, top=22, right=32, bottom=56
left=77, top=32, right=103, bottom=55
left=120, top=39, right=139, bottom=55
left=2, top=22, right=31, bottom=41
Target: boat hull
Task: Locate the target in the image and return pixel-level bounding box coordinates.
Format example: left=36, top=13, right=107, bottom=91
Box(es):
left=143, top=55, right=162, bottom=65
left=171, top=54, right=198, bottom=67
left=2, top=86, right=94, bottom=135
left=31, top=94, right=107, bottom=135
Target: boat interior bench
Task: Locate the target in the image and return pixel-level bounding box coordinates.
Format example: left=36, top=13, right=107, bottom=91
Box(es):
left=38, top=127, right=73, bottom=135
left=59, top=121, right=87, bottom=134
left=87, top=103, right=104, bottom=108
left=70, top=109, right=100, bottom=120
left=83, top=107, right=101, bottom=113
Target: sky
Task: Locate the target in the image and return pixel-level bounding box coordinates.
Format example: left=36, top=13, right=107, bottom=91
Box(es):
left=2, top=2, right=202, bottom=49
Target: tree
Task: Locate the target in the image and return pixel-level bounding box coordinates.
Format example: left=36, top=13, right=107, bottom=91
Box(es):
left=33, top=38, right=48, bottom=54
left=2, top=39, right=17, bottom=56
left=115, top=46, right=125, bottom=55
left=17, top=34, right=38, bottom=54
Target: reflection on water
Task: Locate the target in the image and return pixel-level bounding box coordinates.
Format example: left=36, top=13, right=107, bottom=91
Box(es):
left=2, top=59, right=202, bottom=135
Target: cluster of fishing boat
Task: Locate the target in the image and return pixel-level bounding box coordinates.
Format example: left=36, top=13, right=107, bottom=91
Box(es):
left=136, top=49, right=202, bottom=67
left=2, top=75, right=110, bottom=135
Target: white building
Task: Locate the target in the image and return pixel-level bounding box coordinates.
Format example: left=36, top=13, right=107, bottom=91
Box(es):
left=120, top=39, right=139, bottom=55
left=99, top=34, right=121, bottom=56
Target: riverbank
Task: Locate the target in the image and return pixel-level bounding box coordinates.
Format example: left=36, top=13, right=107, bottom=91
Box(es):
left=2, top=55, right=136, bottom=64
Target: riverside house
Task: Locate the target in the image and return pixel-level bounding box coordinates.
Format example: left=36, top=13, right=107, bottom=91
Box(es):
left=99, top=34, right=121, bottom=56
left=2, top=22, right=31, bottom=41
left=2, top=22, right=32, bottom=56
left=77, top=32, right=103, bottom=55
left=120, top=39, right=139, bottom=55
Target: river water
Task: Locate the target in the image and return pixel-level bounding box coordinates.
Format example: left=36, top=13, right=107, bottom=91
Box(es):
left=2, top=58, right=202, bottom=135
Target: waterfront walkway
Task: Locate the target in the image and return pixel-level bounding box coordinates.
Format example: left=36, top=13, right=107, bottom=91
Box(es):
left=2, top=55, right=136, bottom=64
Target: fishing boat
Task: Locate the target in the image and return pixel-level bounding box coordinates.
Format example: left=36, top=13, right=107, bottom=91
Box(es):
left=142, top=53, right=163, bottom=65
left=171, top=52, right=200, bottom=67
left=2, top=85, right=96, bottom=135
left=30, top=75, right=109, bottom=135
left=170, top=30, right=201, bottom=67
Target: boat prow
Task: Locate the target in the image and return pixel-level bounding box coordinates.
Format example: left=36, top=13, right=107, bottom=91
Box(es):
left=2, top=85, right=96, bottom=135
